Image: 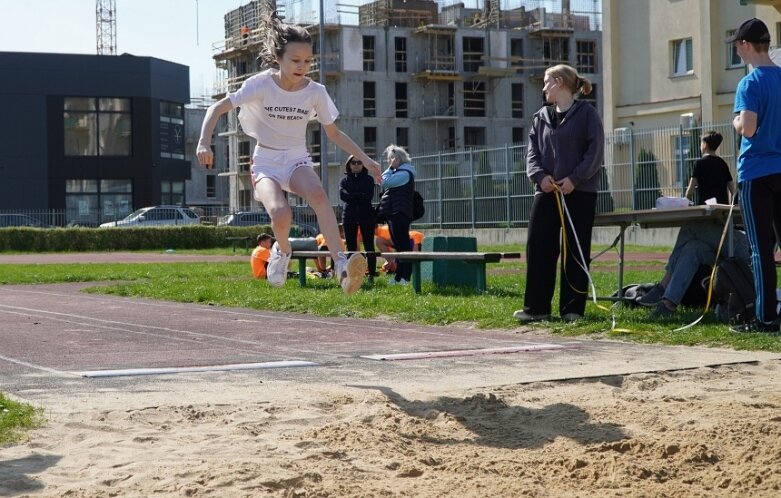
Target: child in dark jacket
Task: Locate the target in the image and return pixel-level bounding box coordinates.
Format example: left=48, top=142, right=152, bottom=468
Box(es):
left=340, top=155, right=377, bottom=277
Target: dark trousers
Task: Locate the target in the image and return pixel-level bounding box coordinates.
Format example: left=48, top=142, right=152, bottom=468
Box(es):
left=739, top=174, right=781, bottom=323
left=387, top=212, right=413, bottom=282
left=344, top=220, right=377, bottom=277
left=524, top=191, right=597, bottom=316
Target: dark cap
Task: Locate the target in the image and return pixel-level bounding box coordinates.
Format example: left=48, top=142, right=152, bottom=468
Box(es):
left=726, top=18, right=771, bottom=43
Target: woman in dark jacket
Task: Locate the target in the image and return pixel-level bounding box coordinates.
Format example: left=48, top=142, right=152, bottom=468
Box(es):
left=515, top=64, right=605, bottom=323
left=377, top=144, right=416, bottom=284
left=340, top=154, right=377, bottom=277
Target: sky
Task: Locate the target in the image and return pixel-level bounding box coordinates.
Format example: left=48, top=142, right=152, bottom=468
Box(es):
left=0, top=0, right=253, bottom=99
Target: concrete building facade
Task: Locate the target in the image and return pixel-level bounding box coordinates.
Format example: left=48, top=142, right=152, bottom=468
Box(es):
left=210, top=0, right=603, bottom=211
left=602, top=0, right=781, bottom=132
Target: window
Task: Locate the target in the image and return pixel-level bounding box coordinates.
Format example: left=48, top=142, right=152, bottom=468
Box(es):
left=446, top=126, right=456, bottom=150
left=363, top=127, right=377, bottom=158
left=363, top=81, right=376, bottom=117
left=463, top=37, right=484, bottom=72
left=576, top=40, right=596, bottom=73
left=543, top=37, right=569, bottom=63
left=726, top=30, right=744, bottom=68
left=363, top=36, right=375, bottom=71
left=310, top=129, right=322, bottom=164
left=396, top=127, right=409, bottom=149
left=463, top=81, right=486, bottom=117
left=511, top=83, right=524, bottom=118
left=160, top=101, right=184, bottom=160
left=238, top=141, right=251, bottom=173
left=510, top=38, right=524, bottom=73
left=64, top=97, right=131, bottom=156
left=512, top=127, right=525, bottom=144
left=395, top=82, right=408, bottom=118
left=394, top=37, right=407, bottom=72
left=464, top=127, right=486, bottom=148
left=206, top=175, right=216, bottom=198
left=65, top=178, right=132, bottom=225
left=161, top=180, right=185, bottom=205
left=671, top=38, right=693, bottom=76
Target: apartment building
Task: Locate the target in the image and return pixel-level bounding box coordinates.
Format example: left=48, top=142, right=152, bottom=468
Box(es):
left=210, top=0, right=603, bottom=210
left=602, top=0, right=781, bottom=132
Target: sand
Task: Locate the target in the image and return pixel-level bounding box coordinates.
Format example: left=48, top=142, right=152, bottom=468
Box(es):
left=2, top=360, right=780, bottom=497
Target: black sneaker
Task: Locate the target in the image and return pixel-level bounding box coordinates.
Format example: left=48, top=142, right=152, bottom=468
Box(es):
left=730, top=320, right=781, bottom=336
left=650, top=301, right=676, bottom=318
left=637, top=284, right=665, bottom=307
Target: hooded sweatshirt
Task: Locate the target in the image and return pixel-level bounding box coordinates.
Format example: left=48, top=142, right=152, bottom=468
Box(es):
left=340, top=168, right=376, bottom=224
left=526, top=100, right=605, bottom=194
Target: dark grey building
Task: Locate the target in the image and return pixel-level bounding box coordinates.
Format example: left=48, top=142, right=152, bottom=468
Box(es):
left=0, top=52, right=190, bottom=225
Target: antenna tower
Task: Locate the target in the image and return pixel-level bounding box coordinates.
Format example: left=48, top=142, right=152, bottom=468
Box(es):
left=96, top=0, right=117, bottom=55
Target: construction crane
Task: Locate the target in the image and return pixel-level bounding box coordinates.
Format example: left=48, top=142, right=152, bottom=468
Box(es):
left=96, top=0, right=117, bottom=55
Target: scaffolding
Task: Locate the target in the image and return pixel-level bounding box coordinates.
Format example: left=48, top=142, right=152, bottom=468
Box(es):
left=359, top=0, right=439, bottom=27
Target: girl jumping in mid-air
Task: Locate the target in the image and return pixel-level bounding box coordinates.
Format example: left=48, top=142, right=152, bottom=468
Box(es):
left=196, top=11, right=381, bottom=294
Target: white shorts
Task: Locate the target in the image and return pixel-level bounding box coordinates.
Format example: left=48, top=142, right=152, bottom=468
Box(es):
left=251, top=145, right=313, bottom=197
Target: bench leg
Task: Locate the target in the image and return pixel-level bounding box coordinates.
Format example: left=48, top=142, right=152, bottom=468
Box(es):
left=411, top=262, right=421, bottom=293
left=298, top=258, right=307, bottom=287
left=475, top=264, right=487, bottom=294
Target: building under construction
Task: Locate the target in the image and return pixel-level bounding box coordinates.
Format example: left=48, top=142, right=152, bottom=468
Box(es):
left=210, top=0, right=602, bottom=211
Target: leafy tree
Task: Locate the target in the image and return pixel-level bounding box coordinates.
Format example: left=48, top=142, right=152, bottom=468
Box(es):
left=635, top=149, right=661, bottom=210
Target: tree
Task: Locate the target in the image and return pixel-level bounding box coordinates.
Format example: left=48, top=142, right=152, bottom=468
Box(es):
left=634, top=149, right=661, bottom=210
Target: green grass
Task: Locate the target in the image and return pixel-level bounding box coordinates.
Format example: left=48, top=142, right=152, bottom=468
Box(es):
left=0, top=253, right=779, bottom=352
left=0, top=393, right=43, bottom=445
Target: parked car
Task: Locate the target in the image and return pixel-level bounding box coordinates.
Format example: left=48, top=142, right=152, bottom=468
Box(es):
left=0, top=214, right=52, bottom=228
left=99, top=206, right=200, bottom=228
left=217, top=211, right=318, bottom=237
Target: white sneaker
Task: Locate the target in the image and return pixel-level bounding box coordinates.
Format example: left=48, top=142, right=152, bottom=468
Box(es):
left=266, top=242, right=291, bottom=288
left=335, top=252, right=367, bottom=295
left=388, top=277, right=408, bottom=286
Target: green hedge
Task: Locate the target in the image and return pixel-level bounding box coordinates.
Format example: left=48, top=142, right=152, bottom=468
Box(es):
left=0, top=225, right=298, bottom=252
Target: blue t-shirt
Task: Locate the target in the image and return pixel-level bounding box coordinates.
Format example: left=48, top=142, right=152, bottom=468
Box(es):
left=733, top=65, right=781, bottom=182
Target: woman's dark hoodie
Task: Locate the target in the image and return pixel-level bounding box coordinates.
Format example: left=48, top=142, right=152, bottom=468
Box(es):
left=526, top=99, right=605, bottom=194
left=340, top=168, right=376, bottom=224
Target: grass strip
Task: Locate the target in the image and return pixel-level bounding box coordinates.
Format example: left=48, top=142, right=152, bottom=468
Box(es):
left=0, top=393, right=44, bottom=445
left=0, top=257, right=779, bottom=352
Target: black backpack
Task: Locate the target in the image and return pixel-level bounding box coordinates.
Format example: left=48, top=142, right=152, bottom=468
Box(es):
left=412, top=191, right=425, bottom=220
left=712, top=257, right=755, bottom=324
left=407, top=170, right=425, bottom=221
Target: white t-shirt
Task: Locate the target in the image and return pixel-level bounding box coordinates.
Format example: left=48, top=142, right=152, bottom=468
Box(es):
left=228, top=68, right=339, bottom=150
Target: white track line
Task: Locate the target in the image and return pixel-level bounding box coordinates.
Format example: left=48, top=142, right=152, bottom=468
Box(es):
left=0, top=353, right=75, bottom=376
left=76, top=360, right=319, bottom=378
left=362, top=344, right=570, bottom=361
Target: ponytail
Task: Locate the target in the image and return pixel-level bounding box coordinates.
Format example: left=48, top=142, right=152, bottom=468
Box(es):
left=257, top=10, right=312, bottom=69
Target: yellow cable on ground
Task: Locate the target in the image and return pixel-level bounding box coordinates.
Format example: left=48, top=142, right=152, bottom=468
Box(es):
left=550, top=185, right=616, bottom=327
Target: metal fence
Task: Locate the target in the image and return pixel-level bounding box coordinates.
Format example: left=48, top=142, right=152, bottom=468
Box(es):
left=404, top=120, right=738, bottom=229
left=1, top=121, right=739, bottom=230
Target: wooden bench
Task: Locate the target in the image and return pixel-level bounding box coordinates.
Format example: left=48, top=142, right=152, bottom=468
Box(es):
left=288, top=250, right=518, bottom=294
left=385, top=251, right=514, bottom=294
left=226, top=236, right=251, bottom=253
left=289, top=251, right=381, bottom=287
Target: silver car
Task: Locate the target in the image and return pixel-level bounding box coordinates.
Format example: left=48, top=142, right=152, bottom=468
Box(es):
left=99, top=206, right=200, bottom=228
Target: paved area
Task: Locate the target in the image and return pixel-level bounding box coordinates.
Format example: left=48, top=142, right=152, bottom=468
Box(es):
left=1, top=282, right=777, bottom=403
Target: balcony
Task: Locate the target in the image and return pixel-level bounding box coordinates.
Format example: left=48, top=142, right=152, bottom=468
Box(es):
left=412, top=55, right=461, bottom=81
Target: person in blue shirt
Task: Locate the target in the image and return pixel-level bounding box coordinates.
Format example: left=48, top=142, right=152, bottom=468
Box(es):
left=376, top=145, right=416, bottom=285
left=729, top=18, right=781, bottom=335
